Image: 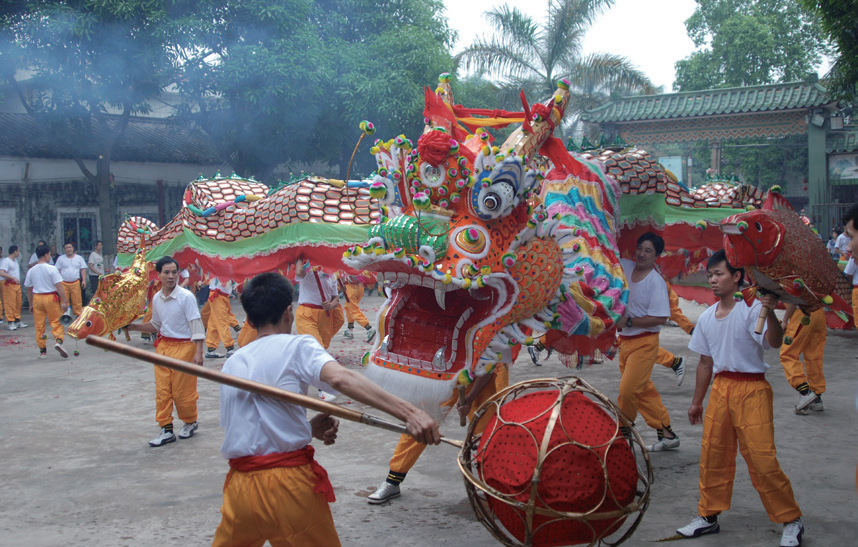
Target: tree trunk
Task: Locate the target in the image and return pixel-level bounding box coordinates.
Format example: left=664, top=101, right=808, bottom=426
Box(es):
left=95, top=157, right=117, bottom=262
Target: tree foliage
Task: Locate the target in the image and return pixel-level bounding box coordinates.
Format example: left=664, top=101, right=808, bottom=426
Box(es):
left=799, top=0, right=858, bottom=101
left=456, top=0, right=655, bottom=136
left=674, top=0, right=831, bottom=91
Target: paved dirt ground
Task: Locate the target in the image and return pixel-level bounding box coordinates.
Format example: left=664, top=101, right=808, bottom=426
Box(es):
left=1, top=295, right=855, bottom=546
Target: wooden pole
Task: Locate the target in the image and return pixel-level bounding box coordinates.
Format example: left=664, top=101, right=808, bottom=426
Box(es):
left=85, top=335, right=462, bottom=449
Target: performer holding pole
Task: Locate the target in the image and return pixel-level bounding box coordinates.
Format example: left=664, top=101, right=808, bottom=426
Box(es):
left=677, top=250, right=803, bottom=546
left=209, top=272, right=439, bottom=547
left=126, top=257, right=205, bottom=447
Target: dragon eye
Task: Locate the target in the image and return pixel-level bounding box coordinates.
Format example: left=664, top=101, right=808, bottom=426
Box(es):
left=755, top=222, right=763, bottom=231
left=477, top=181, right=515, bottom=218
left=85, top=321, right=92, bottom=327
left=484, top=195, right=500, bottom=211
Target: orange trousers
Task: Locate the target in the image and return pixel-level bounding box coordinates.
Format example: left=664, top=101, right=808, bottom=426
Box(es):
left=780, top=309, right=826, bottom=395
left=668, top=285, right=694, bottom=334
left=154, top=340, right=199, bottom=426
left=295, top=304, right=344, bottom=350
left=33, top=293, right=64, bottom=349
left=698, top=375, right=801, bottom=523
left=656, top=347, right=677, bottom=368
left=852, top=288, right=858, bottom=328
left=61, top=280, right=83, bottom=316
left=206, top=293, right=235, bottom=350
left=201, top=300, right=239, bottom=332
left=617, top=333, right=671, bottom=430
left=237, top=322, right=258, bottom=348
left=389, top=364, right=509, bottom=475
left=211, top=464, right=341, bottom=547
left=3, top=282, right=22, bottom=322
left=343, top=284, right=369, bottom=327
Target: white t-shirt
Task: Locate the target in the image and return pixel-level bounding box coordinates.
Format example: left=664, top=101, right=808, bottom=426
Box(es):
left=24, top=263, right=63, bottom=293
left=29, top=253, right=53, bottom=266
left=55, top=254, right=88, bottom=283
left=621, top=259, right=670, bottom=337
left=88, top=251, right=104, bottom=276
left=835, top=233, right=850, bottom=253
left=219, top=334, right=337, bottom=459
left=844, top=258, right=858, bottom=285
left=296, top=268, right=337, bottom=306
left=150, top=285, right=204, bottom=340
left=0, top=257, right=21, bottom=282
left=688, top=299, right=772, bottom=374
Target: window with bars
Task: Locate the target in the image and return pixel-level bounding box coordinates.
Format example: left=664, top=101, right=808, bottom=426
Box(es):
left=60, top=213, right=97, bottom=254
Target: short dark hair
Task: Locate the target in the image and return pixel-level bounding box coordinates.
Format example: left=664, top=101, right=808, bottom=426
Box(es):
left=8, top=245, right=18, bottom=255
left=155, top=256, right=180, bottom=273
left=241, top=273, right=294, bottom=328
left=37, top=240, right=46, bottom=247
left=36, top=244, right=50, bottom=258
left=707, top=249, right=745, bottom=286
left=95, top=240, right=102, bottom=246
left=843, top=204, right=858, bottom=230
left=637, top=232, right=665, bottom=255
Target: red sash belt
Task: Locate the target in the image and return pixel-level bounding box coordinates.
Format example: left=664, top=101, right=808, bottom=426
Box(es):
left=154, top=335, right=192, bottom=348
left=618, top=331, right=659, bottom=342
left=228, top=445, right=335, bottom=503
left=3, top=279, right=18, bottom=285
left=715, top=371, right=766, bottom=382
left=300, top=303, right=324, bottom=310
left=35, top=291, right=60, bottom=302
left=208, top=288, right=230, bottom=301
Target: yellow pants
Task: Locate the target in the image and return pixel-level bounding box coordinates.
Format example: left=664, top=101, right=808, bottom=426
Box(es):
left=852, top=288, right=858, bottom=328
left=3, top=282, right=22, bottom=322
left=780, top=309, right=826, bottom=395
left=389, top=364, right=509, bottom=475
left=656, top=346, right=676, bottom=368
left=343, top=284, right=369, bottom=327
left=698, top=375, right=801, bottom=523
left=154, top=340, right=199, bottom=426
left=206, top=293, right=235, bottom=350
left=617, top=333, right=671, bottom=429
left=668, top=285, right=694, bottom=334
left=295, top=305, right=344, bottom=350
left=202, top=300, right=239, bottom=331
left=212, top=465, right=341, bottom=547
left=237, top=322, right=258, bottom=348
left=61, top=280, right=83, bottom=316
left=33, top=293, right=64, bottom=348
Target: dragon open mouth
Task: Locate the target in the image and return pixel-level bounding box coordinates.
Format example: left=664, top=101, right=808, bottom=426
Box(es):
left=367, top=261, right=517, bottom=379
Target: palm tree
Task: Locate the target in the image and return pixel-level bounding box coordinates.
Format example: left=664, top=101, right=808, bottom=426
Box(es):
left=456, top=0, right=656, bottom=138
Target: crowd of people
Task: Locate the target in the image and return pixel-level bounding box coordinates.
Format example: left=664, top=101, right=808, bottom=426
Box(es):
left=3, top=203, right=856, bottom=547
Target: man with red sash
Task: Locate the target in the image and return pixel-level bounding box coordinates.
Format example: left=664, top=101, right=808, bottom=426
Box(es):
left=0, top=245, right=28, bottom=331
left=294, top=260, right=344, bottom=350
left=212, top=273, right=440, bottom=547
left=617, top=233, right=678, bottom=452
left=678, top=250, right=803, bottom=546
left=127, top=257, right=205, bottom=447
left=339, top=270, right=377, bottom=342
left=23, top=244, right=68, bottom=359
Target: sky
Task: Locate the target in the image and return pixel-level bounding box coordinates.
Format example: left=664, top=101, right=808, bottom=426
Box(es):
left=442, top=0, right=698, bottom=92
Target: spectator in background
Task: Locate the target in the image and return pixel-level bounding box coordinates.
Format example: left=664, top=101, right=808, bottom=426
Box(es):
left=55, top=242, right=88, bottom=316
left=86, top=240, right=104, bottom=304
left=49, top=244, right=59, bottom=264
left=29, top=240, right=52, bottom=266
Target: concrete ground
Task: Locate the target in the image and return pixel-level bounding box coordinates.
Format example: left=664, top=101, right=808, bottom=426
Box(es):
left=0, top=295, right=855, bottom=547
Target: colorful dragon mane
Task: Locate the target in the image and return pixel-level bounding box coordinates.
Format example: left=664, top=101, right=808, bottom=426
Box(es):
left=343, top=75, right=627, bottom=416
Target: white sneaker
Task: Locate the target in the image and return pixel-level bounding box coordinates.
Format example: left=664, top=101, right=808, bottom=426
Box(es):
left=342, top=329, right=354, bottom=339
left=677, top=515, right=719, bottom=538
left=6, top=323, right=17, bottom=331
left=149, top=427, right=177, bottom=447
left=205, top=350, right=224, bottom=359
left=647, top=436, right=680, bottom=452
left=178, top=422, right=198, bottom=439
left=38, top=350, right=47, bottom=360
left=673, top=357, right=685, bottom=386
left=780, top=517, right=803, bottom=547
left=55, top=342, right=68, bottom=358
left=225, top=348, right=236, bottom=357
left=795, top=392, right=819, bottom=412
left=16, top=321, right=28, bottom=328
left=365, top=327, right=377, bottom=343
left=367, top=482, right=401, bottom=504
left=809, top=399, right=823, bottom=411
left=318, top=390, right=337, bottom=402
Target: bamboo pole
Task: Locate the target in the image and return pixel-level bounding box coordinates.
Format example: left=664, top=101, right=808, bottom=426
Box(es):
left=85, top=335, right=462, bottom=449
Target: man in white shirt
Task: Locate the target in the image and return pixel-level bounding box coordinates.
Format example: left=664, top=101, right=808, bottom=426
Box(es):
left=127, top=257, right=206, bottom=447
left=834, top=228, right=850, bottom=259
left=54, top=242, right=88, bottom=316
left=0, top=245, right=28, bottom=330
left=211, top=272, right=439, bottom=547
left=677, top=250, right=803, bottom=546
left=23, top=245, right=69, bottom=359
left=616, top=233, right=677, bottom=452
left=86, top=240, right=104, bottom=304
left=28, top=240, right=53, bottom=267
left=294, top=260, right=344, bottom=350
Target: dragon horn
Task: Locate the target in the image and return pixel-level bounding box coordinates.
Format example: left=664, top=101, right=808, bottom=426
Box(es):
left=499, top=79, right=571, bottom=164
